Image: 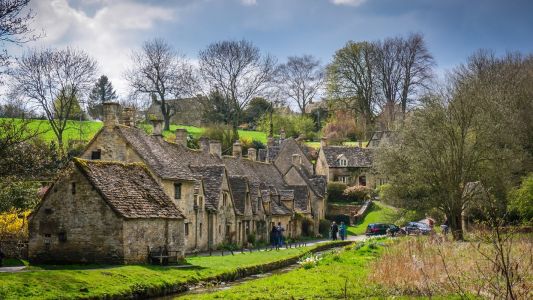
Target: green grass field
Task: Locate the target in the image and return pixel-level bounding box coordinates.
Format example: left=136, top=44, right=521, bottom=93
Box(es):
left=0, top=245, right=326, bottom=300
left=180, top=241, right=387, bottom=299
left=347, top=201, right=400, bottom=236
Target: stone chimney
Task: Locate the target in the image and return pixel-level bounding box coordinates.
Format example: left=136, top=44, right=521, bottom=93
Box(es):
left=248, top=148, right=257, bottom=161
left=103, top=102, right=120, bottom=128
left=232, top=141, right=242, bottom=158
left=291, top=153, right=302, bottom=166
left=121, top=107, right=135, bottom=127
left=320, top=137, right=328, bottom=148
left=209, top=140, right=222, bottom=157
left=199, top=137, right=209, bottom=153
left=267, top=136, right=275, bottom=147
left=175, top=128, right=188, bottom=147
left=151, top=119, right=163, bottom=136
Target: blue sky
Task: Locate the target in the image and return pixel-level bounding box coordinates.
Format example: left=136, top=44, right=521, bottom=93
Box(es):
left=22, top=0, right=533, bottom=97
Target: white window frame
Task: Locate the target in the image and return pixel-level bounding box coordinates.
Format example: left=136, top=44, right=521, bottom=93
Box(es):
left=339, top=159, right=348, bottom=167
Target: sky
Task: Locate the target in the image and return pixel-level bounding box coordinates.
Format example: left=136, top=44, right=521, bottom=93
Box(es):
left=10, top=0, right=533, bottom=99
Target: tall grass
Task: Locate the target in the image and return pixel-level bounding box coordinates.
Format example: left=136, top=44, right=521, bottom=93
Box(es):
left=369, top=235, right=533, bottom=299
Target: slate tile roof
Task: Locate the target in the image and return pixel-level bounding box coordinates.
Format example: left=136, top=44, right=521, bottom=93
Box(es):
left=228, top=175, right=248, bottom=215
left=322, top=146, right=373, bottom=168
left=189, top=165, right=226, bottom=211
left=291, top=185, right=310, bottom=212
left=270, top=198, right=292, bottom=215
left=74, top=158, right=184, bottom=219
left=222, top=157, right=286, bottom=190
left=117, top=126, right=221, bottom=180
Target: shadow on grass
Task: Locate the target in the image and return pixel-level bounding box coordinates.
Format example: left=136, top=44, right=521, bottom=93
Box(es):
left=25, top=260, right=206, bottom=272
left=2, top=258, right=28, bottom=267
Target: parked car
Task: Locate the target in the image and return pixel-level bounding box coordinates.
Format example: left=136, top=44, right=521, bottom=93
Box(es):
left=404, top=222, right=432, bottom=235
left=366, top=223, right=402, bottom=236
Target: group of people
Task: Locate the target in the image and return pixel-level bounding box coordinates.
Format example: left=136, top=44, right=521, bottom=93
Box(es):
left=330, top=221, right=347, bottom=241
left=270, top=222, right=285, bottom=247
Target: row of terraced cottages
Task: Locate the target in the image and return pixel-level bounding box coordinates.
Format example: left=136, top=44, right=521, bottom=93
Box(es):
left=28, top=103, right=327, bottom=264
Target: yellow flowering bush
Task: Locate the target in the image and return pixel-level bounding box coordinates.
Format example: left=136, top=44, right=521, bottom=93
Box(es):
left=0, top=209, right=30, bottom=240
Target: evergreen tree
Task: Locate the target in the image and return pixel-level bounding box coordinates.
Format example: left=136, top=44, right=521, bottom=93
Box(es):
left=87, top=75, right=117, bottom=119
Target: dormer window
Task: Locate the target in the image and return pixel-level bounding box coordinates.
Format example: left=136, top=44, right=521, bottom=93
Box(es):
left=339, top=159, right=348, bottom=167
left=174, top=183, right=182, bottom=200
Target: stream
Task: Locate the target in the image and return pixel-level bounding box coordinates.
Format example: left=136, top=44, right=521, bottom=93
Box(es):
left=153, top=248, right=339, bottom=299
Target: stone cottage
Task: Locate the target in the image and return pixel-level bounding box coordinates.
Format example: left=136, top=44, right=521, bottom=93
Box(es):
left=315, top=139, right=375, bottom=188
left=28, top=159, right=185, bottom=264
left=68, top=102, right=326, bottom=253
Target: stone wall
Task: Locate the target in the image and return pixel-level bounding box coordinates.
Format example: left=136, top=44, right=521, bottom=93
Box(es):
left=28, top=168, right=125, bottom=264
left=122, top=218, right=184, bottom=263
left=0, top=240, right=28, bottom=259
left=326, top=203, right=362, bottom=225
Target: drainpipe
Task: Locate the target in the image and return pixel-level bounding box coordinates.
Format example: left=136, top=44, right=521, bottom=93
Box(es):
left=194, top=195, right=199, bottom=250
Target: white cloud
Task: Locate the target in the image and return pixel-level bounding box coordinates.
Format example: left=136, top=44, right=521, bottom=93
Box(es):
left=330, top=0, right=367, bottom=7
left=27, top=0, right=175, bottom=98
left=241, top=0, right=257, bottom=6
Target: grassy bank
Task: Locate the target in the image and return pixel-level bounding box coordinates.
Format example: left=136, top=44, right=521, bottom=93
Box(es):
left=180, top=239, right=391, bottom=299
left=0, top=242, right=347, bottom=300
left=347, top=201, right=400, bottom=235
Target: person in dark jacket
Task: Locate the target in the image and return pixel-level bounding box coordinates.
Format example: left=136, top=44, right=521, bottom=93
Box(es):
left=270, top=225, right=278, bottom=246
left=276, top=222, right=285, bottom=247
left=330, top=221, right=339, bottom=240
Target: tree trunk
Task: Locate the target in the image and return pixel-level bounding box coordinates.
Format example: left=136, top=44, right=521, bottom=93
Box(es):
left=449, top=213, right=464, bottom=241
left=163, top=115, right=171, bottom=131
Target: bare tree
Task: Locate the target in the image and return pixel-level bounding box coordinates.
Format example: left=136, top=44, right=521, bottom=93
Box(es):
left=11, top=48, right=97, bottom=154
left=277, top=55, right=324, bottom=115
left=0, top=0, right=40, bottom=80
left=125, top=38, right=197, bottom=130
left=326, top=41, right=378, bottom=140
left=399, top=33, right=434, bottom=114
left=198, top=39, right=277, bottom=136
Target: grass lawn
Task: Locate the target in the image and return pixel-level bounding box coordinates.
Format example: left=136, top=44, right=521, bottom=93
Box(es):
left=179, top=240, right=393, bottom=299
left=346, top=201, right=400, bottom=236
left=0, top=245, right=330, bottom=300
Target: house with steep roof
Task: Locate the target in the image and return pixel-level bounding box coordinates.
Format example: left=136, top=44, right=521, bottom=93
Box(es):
left=28, top=159, right=185, bottom=264
left=316, top=139, right=375, bottom=188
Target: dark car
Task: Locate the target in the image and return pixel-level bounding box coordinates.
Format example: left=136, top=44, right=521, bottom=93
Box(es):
left=366, top=223, right=402, bottom=236
left=405, top=222, right=432, bottom=235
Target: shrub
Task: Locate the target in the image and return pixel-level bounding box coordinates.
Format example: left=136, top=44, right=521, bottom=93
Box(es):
left=202, top=124, right=237, bottom=155
left=257, top=113, right=317, bottom=140
left=343, top=185, right=372, bottom=202
left=319, top=219, right=332, bottom=237
left=321, top=111, right=359, bottom=144
left=0, top=178, right=40, bottom=212
left=508, top=173, right=533, bottom=224
left=0, top=209, right=30, bottom=240
left=327, top=182, right=348, bottom=202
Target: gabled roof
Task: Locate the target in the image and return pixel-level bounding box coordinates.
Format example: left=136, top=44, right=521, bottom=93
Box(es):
left=228, top=175, right=248, bottom=216
left=223, top=157, right=286, bottom=190
left=116, top=126, right=222, bottom=181
left=270, top=198, right=292, bottom=216
left=74, top=159, right=184, bottom=219
left=321, top=146, right=373, bottom=168
left=189, top=165, right=226, bottom=211
left=291, top=185, right=310, bottom=212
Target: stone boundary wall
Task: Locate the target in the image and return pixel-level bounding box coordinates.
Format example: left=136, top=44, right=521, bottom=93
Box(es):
left=353, top=200, right=373, bottom=224
left=0, top=240, right=28, bottom=259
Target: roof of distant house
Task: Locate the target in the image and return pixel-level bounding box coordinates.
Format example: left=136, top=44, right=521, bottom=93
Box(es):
left=189, top=165, right=226, bottom=211
left=321, top=146, right=373, bottom=168
left=74, top=158, right=184, bottom=219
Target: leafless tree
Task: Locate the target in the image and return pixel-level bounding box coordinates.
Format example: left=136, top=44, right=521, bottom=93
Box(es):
left=277, top=55, right=324, bottom=115
left=0, top=0, right=41, bottom=81
left=198, top=39, right=277, bottom=136
left=125, top=38, right=197, bottom=130
left=10, top=48, right=97, bottom=154
left=399, top=33, right=434, bottom=114
left=326, top=41, right=378, bottom=139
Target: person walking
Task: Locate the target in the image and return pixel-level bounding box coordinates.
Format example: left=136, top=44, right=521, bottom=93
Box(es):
left=270, top=224, right=278, bottom=247
left=339, top=222, right=347, bottom=241
left=276, top=222, right=285, bottom=247
left=330, top=221, right=338, bottom=241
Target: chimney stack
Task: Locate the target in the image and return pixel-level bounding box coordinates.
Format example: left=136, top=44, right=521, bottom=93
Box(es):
left=209, top=140, right=222, bottom=157
left=103, top=102, right=120, bottom=128
left=232, top=141, right=242, bottom=158
left=320, top=137, right=328, bottom=148
left=248, top=148, right=257, bottom=161
left=121, top=107, right=135, bottom=127
left=291, top=153, right=302, bottom=166
left=199, top=137, right=209, bottom=153
left=175, top=128, right=188, bottom=147
left=151, top=119, right=163, bottom=136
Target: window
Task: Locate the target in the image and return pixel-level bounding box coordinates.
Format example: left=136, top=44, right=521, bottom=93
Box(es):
left=44, top=233, right=51, bottom=250
left=339, top=159, right=348, bottom=167
left=185, top=223, right=189, bottom=236
left=44, top=208, right=53, bottom=215
left=174, top=183, right=182, bottom=200
left=358, top=176, right=367, bottom=186
left=337, top=176, right=349, bottom=184
left=71, top=182, right=76, bottom=195
left=199, top=223, right=203, bottom=237
left=219, top=225, right=222, bottom=234
left=91, top=149, right=101, bottom=160
left=58, top=231, right=67, bottom=242
left=223, top=192, right=228, bottom=206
